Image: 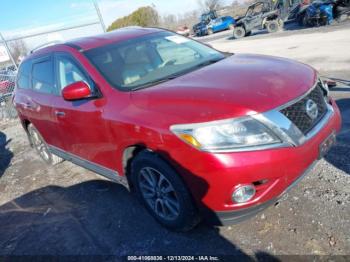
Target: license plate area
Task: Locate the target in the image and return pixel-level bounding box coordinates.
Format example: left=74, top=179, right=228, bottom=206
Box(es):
left=319, top=132, right=336, bottom=159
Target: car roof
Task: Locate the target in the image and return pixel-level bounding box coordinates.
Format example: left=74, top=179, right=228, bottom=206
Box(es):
left=24, top=27, right=165, bottom=61
left=66, top=27, right=164, bottom=51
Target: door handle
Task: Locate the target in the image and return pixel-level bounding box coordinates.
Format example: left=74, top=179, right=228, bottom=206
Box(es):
left=55, top=111, right=65, bottom=117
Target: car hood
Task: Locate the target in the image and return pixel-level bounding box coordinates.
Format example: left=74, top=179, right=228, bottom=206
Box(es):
left=130, top=54, right=317, bottom=124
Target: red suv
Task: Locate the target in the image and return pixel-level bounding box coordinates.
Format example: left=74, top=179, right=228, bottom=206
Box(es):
left=14, top=27, right=341, bottom=231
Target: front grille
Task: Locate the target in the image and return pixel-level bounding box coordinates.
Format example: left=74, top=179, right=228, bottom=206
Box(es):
left=280, top=83, right=328, bottom=135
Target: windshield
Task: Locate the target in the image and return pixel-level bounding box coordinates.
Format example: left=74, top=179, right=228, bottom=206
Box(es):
left=84, top=31, right=225, bottom=91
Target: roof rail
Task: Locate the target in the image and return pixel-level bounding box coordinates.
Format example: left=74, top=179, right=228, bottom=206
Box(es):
left=30, top=41, right=62, bottom=54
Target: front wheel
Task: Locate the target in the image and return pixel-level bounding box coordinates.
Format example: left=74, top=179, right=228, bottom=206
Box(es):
left=131, top=151, right=200, bottom=231
left=266, top=20, right=280, bottom=33
left=27, top=124, right=63, bottom=165
left=233, top=26, right=246, bottom=39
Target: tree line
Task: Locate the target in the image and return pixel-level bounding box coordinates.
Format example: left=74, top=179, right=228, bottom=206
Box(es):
left=107, top=0, right=254, bottom=32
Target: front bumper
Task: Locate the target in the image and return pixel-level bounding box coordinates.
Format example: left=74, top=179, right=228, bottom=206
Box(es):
left=213, top=161, right=318, bottom=225
left=167, top=98, right=342, bottom=222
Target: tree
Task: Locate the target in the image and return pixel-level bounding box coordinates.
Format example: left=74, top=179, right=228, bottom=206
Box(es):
left=198, top=0, right=222, bottom=11
left=160, top=14, right=178, bottom=31
left=107, top=6, right=159, bottom=31
left=8, top=39, right=28, bottom=65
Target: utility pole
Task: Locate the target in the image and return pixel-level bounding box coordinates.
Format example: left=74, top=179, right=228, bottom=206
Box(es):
left=93, top=0, right=107, bottom=33
left=0, top=32, right=18, bottom=70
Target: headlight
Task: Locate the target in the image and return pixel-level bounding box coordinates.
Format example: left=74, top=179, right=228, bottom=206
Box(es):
left=170, top=116, right=281, bottom=152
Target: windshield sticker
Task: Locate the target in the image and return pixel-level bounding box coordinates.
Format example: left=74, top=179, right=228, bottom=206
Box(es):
left=165, top=35, right=190, bottom=44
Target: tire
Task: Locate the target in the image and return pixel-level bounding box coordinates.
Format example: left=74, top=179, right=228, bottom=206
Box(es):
left=233, top=26, right=246, bottom=39
left=207, top=28, right=213, bottom=35
left=337, top=14, right=348, bottom=22
left=27, top=124, right=63, bottom=165
left=266, top=20, right=280, bottom=33
left=130, top=151, right=200, bottom=231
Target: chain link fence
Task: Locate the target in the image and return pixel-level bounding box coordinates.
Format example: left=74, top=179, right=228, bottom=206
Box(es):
left=0, top=68, right=17, bottom=121
left=0, top=2, right=106, bottom=123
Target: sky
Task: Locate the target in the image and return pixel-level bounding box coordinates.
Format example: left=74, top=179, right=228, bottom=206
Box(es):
left=0, top=0, right=232, bottom=49
left=0, top=0, right=229, bottom=35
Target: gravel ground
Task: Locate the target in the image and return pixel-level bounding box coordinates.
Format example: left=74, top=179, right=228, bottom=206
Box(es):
left=0, top=24, right=349, bottom=259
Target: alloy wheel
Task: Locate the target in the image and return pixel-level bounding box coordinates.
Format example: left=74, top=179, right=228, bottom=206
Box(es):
left=30, top=128, right=50, bottom=161
left=139, top=167, right=180, bottom=221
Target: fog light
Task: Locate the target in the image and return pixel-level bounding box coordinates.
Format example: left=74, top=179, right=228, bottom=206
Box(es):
left=232, top=184, right=256, bottom=203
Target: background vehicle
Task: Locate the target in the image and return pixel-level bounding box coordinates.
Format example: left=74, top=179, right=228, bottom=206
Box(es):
left=303, top=0, right=334, bottom=26
left=233, top=1, right=284, bottom=39
left=333, top=0, right=350, bottom=20
left=193, top=10, right=236, bottom=36
left=176, top=26, right=190, bottom=36
left=0, top=69, right=16, bottom=102
left=295, top=0, right=350, bottom=26
left=0, top=79, right=15, bottom=98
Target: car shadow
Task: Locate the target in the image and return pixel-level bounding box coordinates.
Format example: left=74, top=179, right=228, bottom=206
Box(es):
left=0, top=131, right=13, bottom=178
left=325, top=98, right=350, bottom=175
left=0, top=178, right=278, bottom=260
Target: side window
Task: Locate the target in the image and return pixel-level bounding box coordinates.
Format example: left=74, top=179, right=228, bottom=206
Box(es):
left=253, top=4, right=263, bottom=14
left=32, top=59, right=54, bottom=94
left=17, top=60, right=32, bottom=89
left=56, top=56, right=88, bottom=92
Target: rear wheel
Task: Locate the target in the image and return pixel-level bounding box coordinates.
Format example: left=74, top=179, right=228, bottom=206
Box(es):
left=233, top=26, right=246, bottom=39
left=131, top=151, right=200, bottom=231
left=266, top=20, right=280, bottom=33
left=27, top=124, right=63, bottom=165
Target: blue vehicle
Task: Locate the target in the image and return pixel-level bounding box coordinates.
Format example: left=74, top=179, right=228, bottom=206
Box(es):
left=303, top=0, right=334, bottom=26
left=193, top=10, right=236, bottom=36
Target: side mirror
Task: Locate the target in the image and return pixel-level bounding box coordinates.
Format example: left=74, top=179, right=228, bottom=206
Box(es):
left=62, top=81, right=92, bottom=101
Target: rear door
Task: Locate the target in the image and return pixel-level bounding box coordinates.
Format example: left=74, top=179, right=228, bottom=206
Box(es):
left=50, top=53, right=114, bottom=169
left=15, top=55, right=59, bottom=146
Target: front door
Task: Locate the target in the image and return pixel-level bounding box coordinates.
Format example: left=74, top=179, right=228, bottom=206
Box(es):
left=50, top=53, right=115, bottom=170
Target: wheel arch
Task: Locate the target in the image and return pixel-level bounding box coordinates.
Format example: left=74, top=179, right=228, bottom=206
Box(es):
left=121, top=145, right=197, bottom=199
left=122, top=144, right=147, bottom=184
left=22, top=118, right=31, bottom=131
left=21, top=119, right=33, bottom=146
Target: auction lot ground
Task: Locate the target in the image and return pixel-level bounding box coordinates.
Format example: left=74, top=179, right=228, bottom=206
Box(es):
left=0, top=23, right=349, bottom=258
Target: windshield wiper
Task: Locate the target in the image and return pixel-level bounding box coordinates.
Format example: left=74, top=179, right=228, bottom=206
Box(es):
left=130, top=77, right=175, bottom=91
left=193, top=57, right=224, bottom=69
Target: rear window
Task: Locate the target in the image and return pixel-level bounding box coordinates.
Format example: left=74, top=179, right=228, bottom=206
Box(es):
left=17, top=60, right=32, bottom=89
left=32, top=59, right=54, bottom=94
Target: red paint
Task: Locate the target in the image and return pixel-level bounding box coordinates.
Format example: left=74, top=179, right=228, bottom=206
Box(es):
left=14, top=28, right=342, bottom=216
left=62, top=81, right=91, bottom=101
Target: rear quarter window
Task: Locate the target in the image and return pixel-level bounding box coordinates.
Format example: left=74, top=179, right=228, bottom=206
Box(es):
left=17, top=60, right=32, bottom=89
